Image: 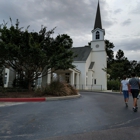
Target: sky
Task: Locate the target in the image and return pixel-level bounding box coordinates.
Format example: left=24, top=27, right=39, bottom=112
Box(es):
left=0, top=0, right=140, bottom=61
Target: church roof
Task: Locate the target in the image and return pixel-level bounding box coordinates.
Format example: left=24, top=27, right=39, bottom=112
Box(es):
left=71, top=46, right=92, bottom=61
left=94, top=1, right=102, bottom=29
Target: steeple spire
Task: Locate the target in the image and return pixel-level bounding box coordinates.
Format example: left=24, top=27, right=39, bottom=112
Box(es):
left=94, top=0, right=102, bottom=29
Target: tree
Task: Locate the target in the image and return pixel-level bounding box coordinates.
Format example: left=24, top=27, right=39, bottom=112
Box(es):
left=116, top=49, right=126, bottom=61
left=0, top=19, right=76, bottom=91
left=129, top=60, right=140, bottom=76
left=135, top=62, right=140, bottom=76
left=102, top=40, right=115, bottom=79
left=109, top=59, right=131, bottom=80
left=105, top=39, right=114, bottom=63
left=0, top=66, right=4, bottom=87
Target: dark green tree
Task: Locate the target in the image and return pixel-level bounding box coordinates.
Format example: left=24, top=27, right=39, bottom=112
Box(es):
left=108, top=49, right=130, bottom=79
left=128, top=60, right=140, bottom=76
left=0, top=19, right=76, bottom=91
left=105, top=40, right=114, bottom=64
left=135, top=61, right=140, bottom=76
left=102, top=40, right=115, bottom=79
left=116, top=49, right=126, bottom=61
left=109, top=59, right=131, bottom=80
left=0, top=66, right=4, bottom=87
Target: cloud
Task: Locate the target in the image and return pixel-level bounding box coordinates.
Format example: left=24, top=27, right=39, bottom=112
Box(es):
left=0, top=0, right=139, bottom=61
left=114, top=49, right=140, bottom=62
left=130, top=1, right=140, bottom=15
left=114, top=37, right=140, bottom=51
left=121, top=19, right=131, bottom=26
left=0, top=0, right=114, bottom=33
left=113, top=36, right=140, bottom=61
left=114, top=8, right=122, bottom=14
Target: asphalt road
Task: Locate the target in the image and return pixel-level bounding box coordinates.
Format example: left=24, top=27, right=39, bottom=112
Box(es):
left=0, top=91, right=140, bottom=140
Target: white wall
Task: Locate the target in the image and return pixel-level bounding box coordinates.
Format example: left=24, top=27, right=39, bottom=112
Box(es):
left=4, top=68, right=9, bottom=87
left=85, top=52, right=93, bottom=86
left=4, top=68, right=16, bottom=87
left=91, top=41, right=107, bottom=90
left=73, top=62, right=86, bottom=86
left=88, top=70, right=93, bottom=85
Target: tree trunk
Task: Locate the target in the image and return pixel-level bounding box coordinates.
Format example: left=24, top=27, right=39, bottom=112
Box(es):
left=28, top=81, right=32, bottom=92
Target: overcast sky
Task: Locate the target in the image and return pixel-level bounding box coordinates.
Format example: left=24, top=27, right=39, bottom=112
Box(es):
left=0, top=0, right=140, bottom=61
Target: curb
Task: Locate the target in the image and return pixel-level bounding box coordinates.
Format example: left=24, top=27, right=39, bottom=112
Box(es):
left=0, top=97, right=46, bottom=102
left=46, top=93, right=81, bottom=101
left=0, top=94, right=81, bottom=102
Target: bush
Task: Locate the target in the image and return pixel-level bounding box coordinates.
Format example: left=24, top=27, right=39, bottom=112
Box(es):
left=34, top=81, right=78, bottom=96
left=0, top=77, right=3, bottom=87
left=107, top=80, right=120, bottom=91
left=0, top=87, right=28, bottom=92
left=12, top=78, right=29, bottom=89
left=34, top=87, right=46, bottom=97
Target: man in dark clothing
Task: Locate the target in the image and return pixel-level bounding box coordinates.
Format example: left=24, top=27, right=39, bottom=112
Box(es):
left=129, top=73, right=140, bottom=112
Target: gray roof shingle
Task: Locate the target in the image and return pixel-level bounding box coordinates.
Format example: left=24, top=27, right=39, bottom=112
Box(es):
left=71, top=46, right=92, bottom=61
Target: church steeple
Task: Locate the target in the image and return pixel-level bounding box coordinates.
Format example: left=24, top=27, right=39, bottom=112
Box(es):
left=94, top=0, right=102, bottom=29
left=90, top=0, right=107, bottom=91
left=91, top=0, right=105, bottom=41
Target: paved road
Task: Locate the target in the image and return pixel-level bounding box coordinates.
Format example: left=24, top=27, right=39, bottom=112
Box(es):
left=0, top=92, right=140, bottom=140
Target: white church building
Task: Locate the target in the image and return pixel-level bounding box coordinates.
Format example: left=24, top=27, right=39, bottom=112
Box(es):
left=42, top=1, right=107, bottom=90
left=3, top=1, right=107, bottom=90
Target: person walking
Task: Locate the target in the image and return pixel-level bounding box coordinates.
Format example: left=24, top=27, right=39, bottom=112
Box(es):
left=129, top=73, right=140, bottom=112
left=120, top=75, right=130, bottom=107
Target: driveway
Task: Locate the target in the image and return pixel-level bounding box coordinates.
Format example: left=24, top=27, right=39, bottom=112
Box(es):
left=0, top=91, right=140, bottom=140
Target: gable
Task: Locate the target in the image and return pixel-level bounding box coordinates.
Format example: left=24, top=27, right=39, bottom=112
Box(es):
left=71, top=46, right=92, bottom=61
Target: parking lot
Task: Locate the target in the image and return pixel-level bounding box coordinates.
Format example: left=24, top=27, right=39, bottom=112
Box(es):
left=0, top=91, right=140, bottom=140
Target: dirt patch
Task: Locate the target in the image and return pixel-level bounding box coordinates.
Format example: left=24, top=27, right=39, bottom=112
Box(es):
left=0, top=92, right=76, bottom=98
left=0, top=92, right=47, bottom=98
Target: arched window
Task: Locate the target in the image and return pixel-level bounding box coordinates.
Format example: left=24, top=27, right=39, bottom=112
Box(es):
left=96, top=31, right=100, bottom=39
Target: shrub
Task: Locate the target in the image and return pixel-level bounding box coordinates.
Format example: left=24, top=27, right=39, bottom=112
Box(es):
left=35, top=81, right=78, bottom=96
left=107, top=80, right=120, bottom=91
left=34, top=87, right=46, bottom=97
left=0, top=87, right=28, bottom=92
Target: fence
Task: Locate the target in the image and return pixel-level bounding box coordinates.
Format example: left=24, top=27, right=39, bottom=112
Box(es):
left=73, top=84, right=102, bottom=91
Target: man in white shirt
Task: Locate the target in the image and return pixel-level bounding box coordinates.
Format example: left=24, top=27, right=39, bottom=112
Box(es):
left=120, top=75, right=130, bottom=107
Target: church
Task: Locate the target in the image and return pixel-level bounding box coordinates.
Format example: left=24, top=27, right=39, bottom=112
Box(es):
left=3, top=1, right=107, bottom=90
left=42, top=1, right=107, bottom=90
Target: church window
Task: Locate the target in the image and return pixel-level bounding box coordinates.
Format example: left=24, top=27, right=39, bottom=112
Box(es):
left=94, top=79, right=96, bottom=84
left=65, top=73, right=70, bottom=83
left=96, top=31, right=100, bottom=39
left=37, top=77, right=42, bottom=87
left=4, top=77, right=7, bottom=84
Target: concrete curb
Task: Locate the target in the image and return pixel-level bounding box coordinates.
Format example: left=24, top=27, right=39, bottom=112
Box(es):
left=45, top=93, right=81, bottom=101
left=0, top=94, right=81, bottom=102
left=0, top=97, right=46, bottom=102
